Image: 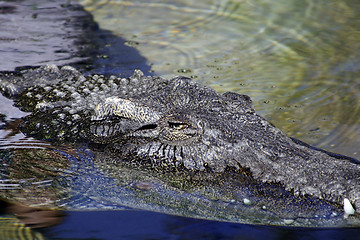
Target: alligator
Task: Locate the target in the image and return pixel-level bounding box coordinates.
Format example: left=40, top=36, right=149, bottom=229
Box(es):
left=0, top=65, right=359, bottom=222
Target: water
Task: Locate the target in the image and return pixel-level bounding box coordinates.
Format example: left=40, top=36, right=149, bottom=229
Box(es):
left=1, top=0, right=360, bottom=239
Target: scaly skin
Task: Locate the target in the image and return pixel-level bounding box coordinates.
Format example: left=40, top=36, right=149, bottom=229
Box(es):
left=0, top=65, right=359, bottom=214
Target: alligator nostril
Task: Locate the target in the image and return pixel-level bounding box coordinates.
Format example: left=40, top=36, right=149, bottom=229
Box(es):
left=136, top=124, right=158, bottom=131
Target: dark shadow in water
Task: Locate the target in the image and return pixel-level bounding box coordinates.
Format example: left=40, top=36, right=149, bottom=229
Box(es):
left=82, top=27, right=153, bottom=77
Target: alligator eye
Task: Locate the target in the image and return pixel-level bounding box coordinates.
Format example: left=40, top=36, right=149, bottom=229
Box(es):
left=168, top=121, right=188, bottom=130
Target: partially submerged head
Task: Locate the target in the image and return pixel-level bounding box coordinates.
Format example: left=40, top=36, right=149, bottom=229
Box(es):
left=2, top=65, right=360, bottom=214
left=88, top=75, right=256, bottom=172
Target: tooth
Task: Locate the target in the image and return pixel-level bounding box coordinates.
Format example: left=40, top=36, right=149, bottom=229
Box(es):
left=343, top=198, right=355, bottom=218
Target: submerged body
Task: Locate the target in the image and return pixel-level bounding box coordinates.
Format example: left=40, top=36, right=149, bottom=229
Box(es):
left=0, top=65, right=359, bottom=222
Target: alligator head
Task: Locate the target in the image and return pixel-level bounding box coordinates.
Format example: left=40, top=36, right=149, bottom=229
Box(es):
left=1, top=65, right=359, bottom=214
left=88, top=75, right=257, bottom=172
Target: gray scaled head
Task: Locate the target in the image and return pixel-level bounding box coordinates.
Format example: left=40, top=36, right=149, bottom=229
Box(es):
left=88, top=75, right=259, bottom=172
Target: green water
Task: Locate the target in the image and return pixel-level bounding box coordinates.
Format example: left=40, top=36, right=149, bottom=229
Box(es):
left=80, top=0, right=360, bottom=158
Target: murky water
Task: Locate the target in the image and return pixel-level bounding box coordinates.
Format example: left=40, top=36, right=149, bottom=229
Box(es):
left=80, top=0, right=360, bottom=158
left=1, top=0, right=360, bottom=239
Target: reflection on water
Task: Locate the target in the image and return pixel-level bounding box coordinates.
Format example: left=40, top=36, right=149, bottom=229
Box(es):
left=80, top=0, right=360, bottom=157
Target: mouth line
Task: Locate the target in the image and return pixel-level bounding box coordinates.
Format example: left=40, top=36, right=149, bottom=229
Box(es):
left=135, top=124, right=158, bottom=131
